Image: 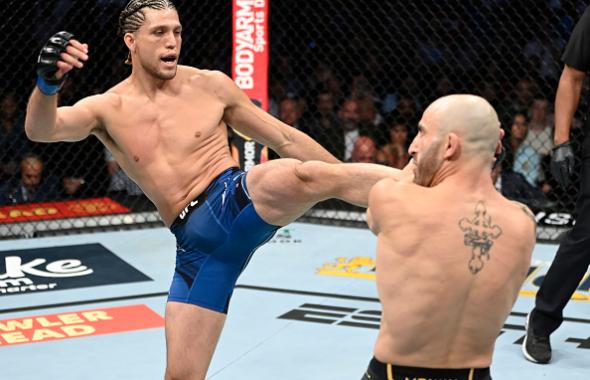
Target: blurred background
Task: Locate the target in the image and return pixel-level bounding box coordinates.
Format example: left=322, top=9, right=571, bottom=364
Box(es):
left=1, top=0, right=586, bottom=240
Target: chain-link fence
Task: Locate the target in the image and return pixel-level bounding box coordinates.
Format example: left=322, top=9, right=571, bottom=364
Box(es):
left=1, top=1, right=587, bottom=240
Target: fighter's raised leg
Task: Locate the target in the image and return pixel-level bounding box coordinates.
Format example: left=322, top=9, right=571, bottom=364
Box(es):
left=246, top=158, right=407, bottom=226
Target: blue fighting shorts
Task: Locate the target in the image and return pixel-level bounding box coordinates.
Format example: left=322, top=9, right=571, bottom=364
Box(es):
left=168, top=167, right=279, bottom=313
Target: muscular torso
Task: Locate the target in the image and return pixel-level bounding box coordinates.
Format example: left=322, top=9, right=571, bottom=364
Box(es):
left=371, top=181, right=534, bottom=368
left=91, top=67, right=237, bottom=225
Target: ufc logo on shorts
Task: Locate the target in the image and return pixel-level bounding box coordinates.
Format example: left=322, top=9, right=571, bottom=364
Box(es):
left=179, top=200, right=200, bottom=220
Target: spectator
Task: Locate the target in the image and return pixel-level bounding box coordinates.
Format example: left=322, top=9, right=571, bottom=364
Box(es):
left=377, top=143, right=408, bottom=169
left=105, top=149, right=143, bottom=197
left=391, top=95, right=420, bottom=131
left=350, top=136, right=378, bottom=163
left=278, top=97, right=303, bottom=129
left=0, top=154, right=59, bottom=205
left=61, top=176, right=89, bottom=199
left=267, top=79, right=286, bottom=118
left=377, top=120, right=411, bottom=168
left=525, top=96, right=554, bottom=157
left=311, top=63, right=343, bottom=103
left=476, top=80, right=503, bottom=114
left=350, top=74, right=377, bottom=102
left=338, top=98, right=361, bottom=161
left=504, top=112, right=541, bottom=186
left=0, top=94, right=30, bottom=183
left=301, top=91, right=344, bottom=160
left=503, top=78, right=537, bottom=119
left=315, top=91, right=337, bottom=122
left=492, top=162, right=550, bottom=209
left=357, top=96, right=386, bottom=144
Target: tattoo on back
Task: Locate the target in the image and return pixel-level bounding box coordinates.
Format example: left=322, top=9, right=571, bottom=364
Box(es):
left=458, top=201, right=503, bottom=274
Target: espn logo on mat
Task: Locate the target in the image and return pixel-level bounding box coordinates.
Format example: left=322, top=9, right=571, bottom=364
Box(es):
left=279, top=303, right=590, bottom=350
left=279, top=303, right=380, bottom=329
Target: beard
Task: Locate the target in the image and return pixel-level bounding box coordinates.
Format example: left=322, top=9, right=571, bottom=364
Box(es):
left=413, top=140, right=444, bottom=187
left=142, top=58, right=178, bottom=81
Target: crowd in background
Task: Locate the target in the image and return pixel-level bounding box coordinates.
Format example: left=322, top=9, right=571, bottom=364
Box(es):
left=0, top=0, right=587, bottom=211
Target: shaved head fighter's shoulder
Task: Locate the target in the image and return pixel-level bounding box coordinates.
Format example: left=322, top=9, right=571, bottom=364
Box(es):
left=371, top=178, right=420, bottom=205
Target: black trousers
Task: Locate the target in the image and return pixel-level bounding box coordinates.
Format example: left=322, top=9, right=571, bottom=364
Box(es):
left=532, top=135, right=590, bottom=335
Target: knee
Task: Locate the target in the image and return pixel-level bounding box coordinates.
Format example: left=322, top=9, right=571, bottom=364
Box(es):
left=293, top=160, right=334, bottom=184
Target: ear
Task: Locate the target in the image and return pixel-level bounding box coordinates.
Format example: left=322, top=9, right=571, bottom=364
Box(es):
left=443, top=132, right=460, bottom=160
left=124, top=32, right=135, bottom=53
left=495, top=128, right=505, bottom=156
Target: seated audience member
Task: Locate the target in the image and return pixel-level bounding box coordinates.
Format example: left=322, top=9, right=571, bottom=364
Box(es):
left=105, top=149, right=143, bottom=197
left=377, top=143, right=409, bottom=169
left=351, top=136, right=378, bottom=163
left=0, top=153, right=59, bottom=205
left=524, top=96, right=554, bottom=157
left=492, top=162, right=551, bottom=209
left=338, top=98, right=362, bottom=161
left=302, top=90, right=344, bottom=160
left=357, top=96, right=386, bottom=144
left=0, top=94, right=30, bottom=183
left=278, top=97, right=304, bottom=130
left=504, top=112, right=541, bottom=187
left=377, top=119, right=411, bottom=168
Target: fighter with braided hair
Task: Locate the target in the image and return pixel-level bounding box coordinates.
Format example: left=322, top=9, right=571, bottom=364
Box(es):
left=25, top=0, right=410, bottom=378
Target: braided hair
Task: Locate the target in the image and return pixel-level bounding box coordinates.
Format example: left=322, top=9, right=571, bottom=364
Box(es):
left=118, top=0, right=177, bottom=64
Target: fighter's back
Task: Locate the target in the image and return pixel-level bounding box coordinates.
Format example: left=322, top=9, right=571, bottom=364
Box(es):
left=370, top=178, right=535, bottom=368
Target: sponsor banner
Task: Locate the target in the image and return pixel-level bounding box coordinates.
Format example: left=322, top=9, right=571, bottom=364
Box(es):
left=232, top=0, right=269, bottom=110
left=0, top=197, right=130, bottom=224
left=534, top=211, right=575, bottom=227
left=0, top=244, right=151, bottom=296
left=231, top=0, right=269, bottom=169
left=317, top=256, right=590, bottom=301
left=0, top=304, right=164, bottom=347
left=231, top=132, right=267, bottom=172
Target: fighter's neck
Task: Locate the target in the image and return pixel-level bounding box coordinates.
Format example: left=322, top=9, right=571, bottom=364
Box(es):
left=432, top=162, right=495, bottom=192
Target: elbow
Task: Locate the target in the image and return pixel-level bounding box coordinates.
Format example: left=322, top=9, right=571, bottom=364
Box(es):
left=24, top=121, right=43, bottom=142
left=24, top=119, right=39, bottom=141
left=24, top=119, right=50, bottom=142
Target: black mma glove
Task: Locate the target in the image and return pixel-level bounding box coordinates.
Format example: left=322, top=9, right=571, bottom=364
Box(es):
left=36, top=31, right=74, bottom=95
left=550, top=140, right=575, bottom=188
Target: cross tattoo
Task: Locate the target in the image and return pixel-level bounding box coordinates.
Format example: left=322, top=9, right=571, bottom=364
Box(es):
left=458, top=201, right=503, bottom=274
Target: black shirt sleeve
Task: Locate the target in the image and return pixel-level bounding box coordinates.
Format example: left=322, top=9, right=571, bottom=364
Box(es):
left=562, top=6, right=590, bottom=72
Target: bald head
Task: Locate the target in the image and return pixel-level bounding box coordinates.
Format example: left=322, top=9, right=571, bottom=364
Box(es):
left=410, top=95, right=502, bottom=186
left=423, top=94, right=500, bottom=159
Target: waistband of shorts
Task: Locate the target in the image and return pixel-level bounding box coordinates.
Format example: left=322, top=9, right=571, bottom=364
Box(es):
left=368, top=356, right=490, bottom=380
left=170, top=167, right=240, bottom=230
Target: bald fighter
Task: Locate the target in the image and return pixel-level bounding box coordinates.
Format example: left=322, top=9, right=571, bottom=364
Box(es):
left=25, top=1, right=406, bottom=379
left=362, top=95, right=536, bottom=380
